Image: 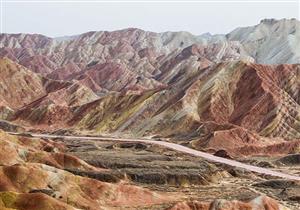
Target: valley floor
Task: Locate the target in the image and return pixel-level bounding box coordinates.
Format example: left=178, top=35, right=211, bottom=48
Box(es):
left=35, top=134, right=300, bottom=209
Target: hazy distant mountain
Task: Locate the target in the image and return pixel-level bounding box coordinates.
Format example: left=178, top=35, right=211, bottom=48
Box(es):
left=228, top=18, right=300, bottom=64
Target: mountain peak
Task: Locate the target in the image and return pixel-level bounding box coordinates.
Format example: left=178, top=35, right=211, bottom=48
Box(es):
left=259, top=18, right=278, bottom=24
left=259, top=18, right=299, bottom=25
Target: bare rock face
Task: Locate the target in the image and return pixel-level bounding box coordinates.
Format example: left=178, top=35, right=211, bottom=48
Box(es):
left=2, top=55, right=298, bottom=157
left=45, top=62, right=82, bottom=81
left=0, top=130, right=175, bottom=210
left=228, top=18, right=300, bottom=64
left=0, top=58, right=46, bottom=109
left=0, top=19, right=299, bottom=210
left=0, top=130, right=97, bottom=171
left=0, top=191, right=77, bottom=210
left=18, top=55, right=58, bottom=75
left=0, top=163, right=172, bottom=210
left=0, top=21, right=299, bottom=168
left=168, top=195, right=290, bottom=210
left=82, top=61, right=165, bottom=92
left=0, top=105, right=14, bottom=120
left=65, top=60, right=299, bottom=157
left=0, top=26, right=254, bottom=94
left=0, top=58, right=100, bottom=127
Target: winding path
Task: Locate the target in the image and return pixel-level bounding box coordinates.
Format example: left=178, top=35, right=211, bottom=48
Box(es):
left=10, top=132, right=300, bottom=181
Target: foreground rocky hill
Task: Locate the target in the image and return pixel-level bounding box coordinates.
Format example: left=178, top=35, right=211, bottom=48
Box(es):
left=0, top=130, right=175, bottom=209
left=0, top=130, right=299, bottom=210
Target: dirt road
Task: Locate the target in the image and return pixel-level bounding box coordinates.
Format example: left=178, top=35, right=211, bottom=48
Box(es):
left=11, top=132, right=300, bottom=181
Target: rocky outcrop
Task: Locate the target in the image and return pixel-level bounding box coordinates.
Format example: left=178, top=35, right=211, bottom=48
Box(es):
left=0, top=130, right=98, bottom=171
left=276, top=154, right=300, bottom=165
left=0, top=120, right=24, bottom=132
left=1, top=19, right=300, bottom=154
left=0, top=130, right=174, bottom=210
left=0, top=191, right=77, bottom=210
left=66, top=61, right=300, bottom=157
left=0, top=58, right=100, bottom=127
left=0, top=58, right=46, bottom=109
left=228, top=18, right=300, bottom=64
left=168, top=195, right=290, bottom=210
left=0, top=163, right=172, bottom=210
left=1, top=19, right=298, bottom=79
left=0, top=19, right=299, bottom=210
left=2, top=54, right=299, bottom=157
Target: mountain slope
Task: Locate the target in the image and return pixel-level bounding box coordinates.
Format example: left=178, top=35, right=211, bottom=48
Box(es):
left=0, top=19, right=299, bottom=210
left=0, top=19, right=299, bottom=156
left=0, top=57, right=46, bottom=109
left=69, top=61, right=300, bottom=156
left=228, top=18, right=300, bottom=64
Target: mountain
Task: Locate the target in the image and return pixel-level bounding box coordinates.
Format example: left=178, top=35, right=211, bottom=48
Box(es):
left=3, top=59, right=299, bottom=157
left=0, top=19, right=299, bottom=156
left=0, top=58, right=99, bottom=129
left=228, top=18, right=300, bottom=64
left=67, top=61, right=300, bottom=157
left=0, top=57, right=47, bottom=109
left=0, top=18, right=300, bottom=210
left=0, top=28, right=254, bottom=91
